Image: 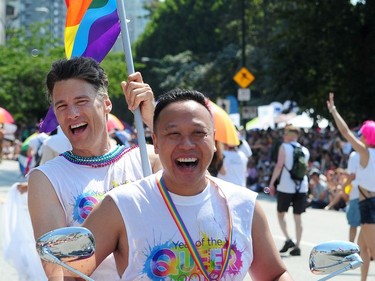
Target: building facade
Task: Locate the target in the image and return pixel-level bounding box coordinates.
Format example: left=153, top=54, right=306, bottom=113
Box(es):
left=126, top=0, right=151, bottom=44
left=1, top=0, right=153, bottom=51
left=3, top=0, right=65, bottom=44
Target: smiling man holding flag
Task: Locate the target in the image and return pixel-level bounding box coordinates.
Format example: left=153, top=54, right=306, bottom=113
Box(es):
left=28, top=1, right=162, bottom=280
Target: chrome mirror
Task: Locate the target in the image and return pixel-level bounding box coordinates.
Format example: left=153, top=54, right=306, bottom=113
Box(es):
left=309, top=240, right=363, bottom=281
left=36, top=227, right=95, bottom=281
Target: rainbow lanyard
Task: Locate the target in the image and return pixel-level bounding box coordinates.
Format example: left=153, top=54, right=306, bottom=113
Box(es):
left=156, top=176, right=233, bottom=280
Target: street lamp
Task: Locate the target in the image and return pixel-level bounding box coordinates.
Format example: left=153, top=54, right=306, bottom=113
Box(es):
left=241, top=0, right=246, bottom=67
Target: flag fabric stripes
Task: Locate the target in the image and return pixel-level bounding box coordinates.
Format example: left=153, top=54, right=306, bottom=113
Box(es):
left=65, top=0, right=121, bottom=62
left=40, top=0, right=120, bottom=133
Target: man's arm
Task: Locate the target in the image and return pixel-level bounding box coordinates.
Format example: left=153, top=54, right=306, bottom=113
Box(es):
left=28, top=169, right=75, bottom=280
left=249, top=202, right=294, bottom=280
left=82, top=195, right=128, bottom=278
left=327, top=93, right=368, bottom=166
left=269, top=145, right=285, bottom=196
left=28, top=170, right=66, bottom=239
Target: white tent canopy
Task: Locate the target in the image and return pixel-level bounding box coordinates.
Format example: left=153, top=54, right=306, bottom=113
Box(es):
left=246, top=112, right=329, bottom=130
left=287, top=112, right=313, bottom=128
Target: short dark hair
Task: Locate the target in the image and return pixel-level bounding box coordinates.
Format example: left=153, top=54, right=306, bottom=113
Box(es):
left=153, top=89, right=211, bottom=131
left=46, top=57, right=109, bottom=102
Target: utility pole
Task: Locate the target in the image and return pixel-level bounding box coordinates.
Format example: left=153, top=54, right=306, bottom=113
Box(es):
left=241, top=0, right=246, bottom=67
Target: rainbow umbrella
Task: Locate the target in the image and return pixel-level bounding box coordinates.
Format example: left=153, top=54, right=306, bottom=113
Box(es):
left=0, top=107, right=14, bottom=124
left=107, top=113, right=125, bottom=132
left=206, top=99, right=240, bottom=146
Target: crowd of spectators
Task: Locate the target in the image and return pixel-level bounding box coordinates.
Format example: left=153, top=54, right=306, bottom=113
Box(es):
left=1, top=123, right=356, bottom=214
left=245, top=126, right=355, bottom=211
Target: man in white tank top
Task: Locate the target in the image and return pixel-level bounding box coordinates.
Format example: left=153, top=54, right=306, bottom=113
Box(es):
left=269, top=125, right=310, bottom=256
left=28, top=57, right=162, bottom=280
left=81, top=89, right=293, bottom=280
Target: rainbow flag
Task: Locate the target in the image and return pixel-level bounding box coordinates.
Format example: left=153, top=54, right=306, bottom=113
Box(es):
left=64, top=0, right=120, bottom=62
left=40, top=0, right=120, bottom=133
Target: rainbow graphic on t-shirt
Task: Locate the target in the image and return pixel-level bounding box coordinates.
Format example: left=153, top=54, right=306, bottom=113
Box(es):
left=142, top=234, right=244, bottom=280
left=72, top=191, right=106, bottom=224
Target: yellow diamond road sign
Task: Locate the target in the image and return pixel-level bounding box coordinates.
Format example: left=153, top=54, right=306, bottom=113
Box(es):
left=233, top=67, right=255, bottom=88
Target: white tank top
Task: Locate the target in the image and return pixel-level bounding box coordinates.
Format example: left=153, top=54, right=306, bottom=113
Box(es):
left=277, top=142, right=310, bottom=194
left=33, top=146, right=143, bottom=281
left=347, top=151, right=360, bottom=199
left=357, top=148, right=375, bottom=192
left=109, top=173, right=257, bottom=280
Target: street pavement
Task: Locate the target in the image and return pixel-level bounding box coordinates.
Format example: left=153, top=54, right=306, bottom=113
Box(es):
left=0, top=158, right=374, bottom=280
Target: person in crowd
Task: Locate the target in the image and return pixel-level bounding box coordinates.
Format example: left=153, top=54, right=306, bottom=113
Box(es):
left=0, top=123, right=4, bottom=161
left=327, top=92, right=375, bottom=281
left=25, top=126, right=49, bottom=173
left=325, top=169, right=336, bottom=190
left=207, top=140, right=226, bottom=177
left=28, top=57, right=162, bottom=281
left=246, top=158, right=259, bottom=188
left=268, top=124, right=310, bottom=256
left=306, top=167, right=329, bottom=209
left=39, top=126, right=72, bottom=165
left=110, top=128, right=132, bottom=147
left=17, top=126, right=46, bottom=176
left=237, top=130, right=253, bottom=160
left=345, top=150, right=361, bottom=242
left=324, top=168, right=348, bottom=211
left=77, top=89, right=293, bottom=280
left=218, top=143, right=248, bottom=186
left=329, top=137, right=345, bottom=168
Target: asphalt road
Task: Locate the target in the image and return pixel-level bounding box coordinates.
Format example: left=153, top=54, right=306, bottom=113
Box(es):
left=0, top=159, right=374, bottom=280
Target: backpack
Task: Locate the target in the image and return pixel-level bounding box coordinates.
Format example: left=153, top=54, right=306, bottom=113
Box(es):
left=33, top=140, right=44, bottom=167
left=287, top=143, right=307, bottom=181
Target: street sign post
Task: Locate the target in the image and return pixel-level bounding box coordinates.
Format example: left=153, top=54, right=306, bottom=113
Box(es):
left=237, top=88, right=251, bottom=101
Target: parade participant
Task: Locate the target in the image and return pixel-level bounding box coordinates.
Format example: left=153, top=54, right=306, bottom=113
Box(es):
left=28, top=57, right=162, bottom=280
left=80, top=89, right=293, bottom=280
left=218, top=143, right=249, bottom=186
left=327, top=92, right=375, bottom=281
left=268, top=125, right=310, bottom=256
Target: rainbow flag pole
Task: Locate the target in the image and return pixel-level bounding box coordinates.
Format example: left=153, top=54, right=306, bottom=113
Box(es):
left=116, top=0, right=152, bottom=177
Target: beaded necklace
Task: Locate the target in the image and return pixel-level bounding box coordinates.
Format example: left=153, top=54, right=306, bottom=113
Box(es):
left=61, top=145, right=130, bottom=168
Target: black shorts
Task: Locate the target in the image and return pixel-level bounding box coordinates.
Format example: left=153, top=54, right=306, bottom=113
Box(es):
left=277, top=191, right=307, bottom=214
left=359, top=197, right=375, bottom=224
